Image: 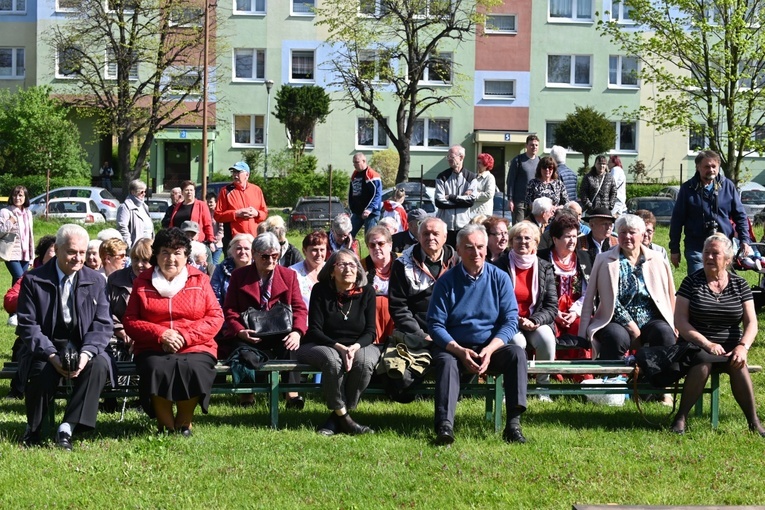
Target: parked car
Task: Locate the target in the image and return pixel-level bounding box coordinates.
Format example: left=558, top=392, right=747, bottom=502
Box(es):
left=287, top=196, right=347, bottom=231
left=146, top=197, right=172, bottom=222
left=739, top=181, right=765, bottom=219
left=30, top=187, right=120, bottom=221
left=381, top=182, right=436, bottom=215
left=492, top=192, right=511, bottom=219
left=655, top=186, right=680, bottom=201
left=626, top=196, right=676, bottom=225
left=43, top=198, right=106, bottom=224
left=195, top=182, right=230, bottom=200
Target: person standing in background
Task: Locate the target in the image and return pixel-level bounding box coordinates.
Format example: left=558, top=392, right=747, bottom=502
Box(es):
left=507, top=135, right=540, bottom=224
left=348, top=153, right=383, bottom=239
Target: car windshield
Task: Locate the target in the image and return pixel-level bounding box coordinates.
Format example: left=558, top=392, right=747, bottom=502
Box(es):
left=99, top=189, right=117, bottom=200
left=741, top=190, right=765, bottom=204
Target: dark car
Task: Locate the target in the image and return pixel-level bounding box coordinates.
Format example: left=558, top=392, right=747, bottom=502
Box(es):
left=381, top=182, right=436, bottom=214
left=287, top=196, right=347, bottom=231
left=492, top=192, right=511, bottom=219
left=195, top=182, right=230, bottom=200
left=655, top=186, right=680, bottom=201
left=626, top=196, right=676, bottom=225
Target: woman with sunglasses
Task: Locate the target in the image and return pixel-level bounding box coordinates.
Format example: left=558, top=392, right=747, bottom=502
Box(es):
left=524, top=156, right=568, bottom=212
left=99, top=237, right=128, bottom=278
left=222, top=232, right=308, bottom=409
left=297, top=248, right=377, bottom=435
left=361, top=226, right=396, bottom=343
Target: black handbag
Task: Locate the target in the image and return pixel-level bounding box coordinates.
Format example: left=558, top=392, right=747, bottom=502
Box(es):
left=240, top=301, right=293, bottom=340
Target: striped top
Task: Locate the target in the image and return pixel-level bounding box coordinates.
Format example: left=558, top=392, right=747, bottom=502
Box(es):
left=676, top=270, right=752, bottom=346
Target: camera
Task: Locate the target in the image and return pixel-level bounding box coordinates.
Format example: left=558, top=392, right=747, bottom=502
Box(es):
left=704, top=220, right=719, bottom=237
left=59, top=346, right=80, bottom=373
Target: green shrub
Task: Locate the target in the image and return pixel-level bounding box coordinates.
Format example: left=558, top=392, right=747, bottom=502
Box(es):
left=626, top=183, right=670, bottom=201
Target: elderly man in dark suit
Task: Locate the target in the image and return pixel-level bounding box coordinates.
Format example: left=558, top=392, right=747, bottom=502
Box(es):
left=17, top=224, right=112, bottom=450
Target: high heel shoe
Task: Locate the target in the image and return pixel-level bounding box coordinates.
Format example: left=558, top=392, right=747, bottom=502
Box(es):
left=337, top=413, right=373, bottom=435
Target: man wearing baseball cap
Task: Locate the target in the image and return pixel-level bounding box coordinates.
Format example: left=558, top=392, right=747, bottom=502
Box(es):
left=214, top=161, right=268, bottom=252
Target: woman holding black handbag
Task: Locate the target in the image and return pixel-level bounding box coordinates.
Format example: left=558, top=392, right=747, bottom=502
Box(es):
left=222, top=232, right=308, bottom=409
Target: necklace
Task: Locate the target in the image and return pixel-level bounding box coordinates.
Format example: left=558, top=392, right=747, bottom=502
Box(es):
left=338, top=297, right=353, bottom=321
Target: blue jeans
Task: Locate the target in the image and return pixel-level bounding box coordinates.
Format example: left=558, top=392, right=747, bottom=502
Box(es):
left=350, top=212, right=379, bottom=239
left=211, top=247, right=223, bottom=265
left=5, top=260, right=28, bottom=286
left=684, top=249, right=703, bottom=276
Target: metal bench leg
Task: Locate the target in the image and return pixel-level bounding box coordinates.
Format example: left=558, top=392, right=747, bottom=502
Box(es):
left=269, top=371, right=280, bottom=429
left=710, top=372, right=720, bottom=429
left=693, top=390, right=704, bottom=418
left=484, top=376, right=494, bottom=425
left=494, top=374, right=504, bottom=432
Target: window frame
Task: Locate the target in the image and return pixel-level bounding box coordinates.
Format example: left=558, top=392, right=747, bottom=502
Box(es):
left=546, top=54, right=592, bottom=88
left=168, top=6, right=204, bottom=27
left=356, top=117, right=388, bottom=149
left=357, top=49, right=392, bottom=82
left=165, top=66, right=203, bottom=97
left=233, top=48, right=266, bottom=81
left=233, top=0, right=265, bottom=15
left=421, top=52, right=453, bottom=85
left=55, top=0, right=80, bottom=13
left=105, top=48, right=139, bottom=81
left=548, top=0, right=593, bottom=22
left=56, top=45, right=82, bottom=79
left=483, top=79, right=516, bottom=100
left=484, top=14, right=518, bottom=34
left=0, top=47, right=25, bottom=79
left=232, top=114, right=265, bottom=147
left=289, top=49, right=315, bottom=83
left=0, top=0, right=27, bottom=14
left=545, top=121, right=562, bottom=151
left=611, top=0, right=635, bottom=23
left=410, top=117, right=451, bottom=149
left=608, top=55, right=639, bottom=88
left=612, top=120, right=637, bottom=153
left=291, top=0, right=314, bottom=16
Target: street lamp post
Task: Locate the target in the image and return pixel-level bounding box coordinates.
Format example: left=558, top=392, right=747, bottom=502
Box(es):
left=264, top=79, right=274, bottom=185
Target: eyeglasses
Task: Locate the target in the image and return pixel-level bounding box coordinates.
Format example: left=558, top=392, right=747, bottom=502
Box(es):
left=136, top=190, right=146, bottom=196
left=335, top=262, right=357, bottom=270
left=113, top=253, right=126, bottom=259
left=489, top=231, right=508, bottom=238
left=368, top=241, right=388, bottom=248
left=259, top=253, right=280, bottom=261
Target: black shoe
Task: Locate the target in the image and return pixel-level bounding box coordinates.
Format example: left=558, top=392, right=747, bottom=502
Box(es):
left=286, top=396, right=305, bottom=410
left=337, top=413, right=373, bottom=435
left=748, top=423, right=765, bottom=437
left=179, top=426, right=193, bottom=438
left=435, top=421, right=455, bottom=445
left=670, top=420, right=686, bottom=435
left=56, top=431, right=73, bottom=451
left=20, top=427, right=41, bottom=448
left=317, top=413, right=339, bottom=436
left=503, top=426, right=527, bottom=444
left=5, top=388, right=23, bottom=400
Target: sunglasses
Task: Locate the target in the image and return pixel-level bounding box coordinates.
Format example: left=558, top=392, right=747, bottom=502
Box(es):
left=335, top=262, right=357, bottom=270
left=259, top=253, right=280, bottom=261
left=368, top=241, right=388, bottom=248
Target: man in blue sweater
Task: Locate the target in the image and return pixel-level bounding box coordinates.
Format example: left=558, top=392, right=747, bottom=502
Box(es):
left=427, top=224, right=527, bottom=445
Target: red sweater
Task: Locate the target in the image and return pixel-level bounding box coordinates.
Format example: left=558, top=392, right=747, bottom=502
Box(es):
left=123, top=266, right=224, bottom=358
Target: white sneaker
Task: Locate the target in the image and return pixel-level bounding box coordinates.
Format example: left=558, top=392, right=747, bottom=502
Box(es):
left=6, top=314, right=17, bottom=326
left=538, top=394, right=553, bottom=403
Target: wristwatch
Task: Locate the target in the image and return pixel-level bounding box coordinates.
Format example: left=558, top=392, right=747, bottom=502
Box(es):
left=738, top=342, right=750, bottom=351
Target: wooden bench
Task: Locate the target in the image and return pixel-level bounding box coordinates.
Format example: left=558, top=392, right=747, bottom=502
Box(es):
left=1, top=360, right=760, bottom=432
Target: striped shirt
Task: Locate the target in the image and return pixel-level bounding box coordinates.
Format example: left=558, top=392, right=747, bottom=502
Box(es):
left=676, top=270, right=752, bottom=345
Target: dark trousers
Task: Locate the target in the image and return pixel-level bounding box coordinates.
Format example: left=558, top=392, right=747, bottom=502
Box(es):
left=25, top=355, right=109, bottom=434
left=432, top=343, right=527, bottom=429
left=595, top=319, right=676, bottom=361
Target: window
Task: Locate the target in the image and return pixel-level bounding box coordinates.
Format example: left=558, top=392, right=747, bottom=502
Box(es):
left=105, top=49, right=138, bottom=80
left=358, top=50, right=392, bottom=81
left=56, top=0, right=79, bottom=11
left=547, top=55, right=591, bottom=86
left=107, top=0, right=137, bottom=13
left=483, top=79, right=516, bottom=99
left=611, top=1, right=634, bottom=22
left=169, top=6, right=204, bottom=27
left=234, top=0, right=265, bottom=14
left=233, top=115, right=265, bottom=146
left=234, top=49, right=265, bottom=81
left=56, top=45, right=81, bottom=78
left=0, top=48, right=24, bottom=79
left=166, top=68, right=203, bottom=96
left=612, top=121, right=636, bottom=152
left=0, top=0, right=26, bottom=13
left=290, top=50, right=315, bottom=82
left=739, top=60, right=765, bottom=89
left=688, top=124, right=718, bottom=152
left=422, top=52, right=452, bottom=84
left=545, top=122, right=561, bottom=150
left=549, top=0, right=592, bottom=21
left=485, top=14, right=517, bottom=33
left=291, top=0, right=314, bottom=15
left=609, top=55, right=638, bottom=87
left=411, top=118, right=450, bottom=148
left=357, top=118, right=388, bottom=148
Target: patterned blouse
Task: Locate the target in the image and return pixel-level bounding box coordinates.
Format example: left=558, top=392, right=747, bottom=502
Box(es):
left=524, top=178, right=569, bottom=209
left=613, top=252, right=659, bottom=328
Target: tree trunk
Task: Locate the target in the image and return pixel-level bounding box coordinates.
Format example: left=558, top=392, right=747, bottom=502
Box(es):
left=395, top=143, right=411, bottom=184
left=118, top=135, right=132, bottom=199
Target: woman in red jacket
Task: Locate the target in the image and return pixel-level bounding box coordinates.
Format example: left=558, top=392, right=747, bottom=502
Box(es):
left=167, top=180, right=215, bottom=244
left=123, top=228, right=224, bottom=436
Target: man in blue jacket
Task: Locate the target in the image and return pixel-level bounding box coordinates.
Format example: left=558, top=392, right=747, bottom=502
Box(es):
left=669, top=150, right=750, bottom=275
left=348, top=152, right=382, bottom=239
left=427, top=223, right=527, bottom=445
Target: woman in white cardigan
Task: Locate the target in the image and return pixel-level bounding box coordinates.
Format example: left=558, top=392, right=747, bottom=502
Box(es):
left=579, top=214, right=676, bottom=361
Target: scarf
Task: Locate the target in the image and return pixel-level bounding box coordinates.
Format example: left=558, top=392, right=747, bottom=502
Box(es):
left=507, top=250, right=539, bottom=315
left=382, top=200, right=399, bottom=212
left=152, top=266, right=188, bottom=298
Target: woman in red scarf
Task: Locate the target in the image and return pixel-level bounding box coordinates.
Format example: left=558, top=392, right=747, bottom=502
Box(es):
left=361, top=226, right=395, bottom=343
left=380, top=187, right=408, bottom=233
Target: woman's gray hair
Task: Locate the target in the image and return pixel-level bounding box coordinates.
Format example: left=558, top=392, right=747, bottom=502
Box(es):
left=531, top=197, right=554, bottom=216
left=252, top=232, right=280, bottom=254
left=129, top=179, right=147, bottom=194
left=259, top=215, right=287, bottom=242
left=317, top=248, right=368, bottom=287
left=56, top=224, right=89, bottom=247
left=456, top=223, right=488, bottom=247
left=704, top=232, right=735, bottom=261
left=615, top=214, right=646, bottom=234
left=227, top=233, right=255, bottom=258
left=331, top=213, right=352, bottom=235
left=87, top=239, right=102, bottom=251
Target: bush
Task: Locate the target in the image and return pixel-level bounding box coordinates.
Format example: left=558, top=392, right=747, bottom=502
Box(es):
left=369, top=148, right=399, bottom=188
left=0, top=174, right=89, bottom=198
left=626, top=183, right=669, bottom=201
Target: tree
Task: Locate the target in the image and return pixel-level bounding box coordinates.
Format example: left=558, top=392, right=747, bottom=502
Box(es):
left=48, top=0, right=214, bottom=189
left=273, top=85, right=331, bottom=160
left=554, top=106, right=616, bottom=172
left=317, top=0, right=501, bottom=183
left=369, top=148, right=400, bottom=187
left=0, top=86, right=90, bottom=196
left=597, top=0, right=765, bottom=183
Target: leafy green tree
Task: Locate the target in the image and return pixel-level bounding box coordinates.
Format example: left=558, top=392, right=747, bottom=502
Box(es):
left=369, top=148, right=400, bottom=188
left=0, top=86, right=90, bottom=196
left=317, top=0, right=502, bottom=183
left=273, top=85, right=331, bottom=160
left=554, top=106, right=616, bottom=173
left=597, top=0, right=765, bottom=183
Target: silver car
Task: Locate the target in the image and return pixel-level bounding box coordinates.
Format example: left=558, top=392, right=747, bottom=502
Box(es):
left=30, top=187, right=121, bottom=221
left=43, top=198, right=107, bottom=225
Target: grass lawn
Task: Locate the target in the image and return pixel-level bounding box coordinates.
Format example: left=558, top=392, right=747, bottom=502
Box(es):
left=0, top=220, right=764, bottom=508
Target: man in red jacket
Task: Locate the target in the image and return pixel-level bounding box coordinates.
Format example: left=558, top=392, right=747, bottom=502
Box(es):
left=214, top=161, right=268, bottom=252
